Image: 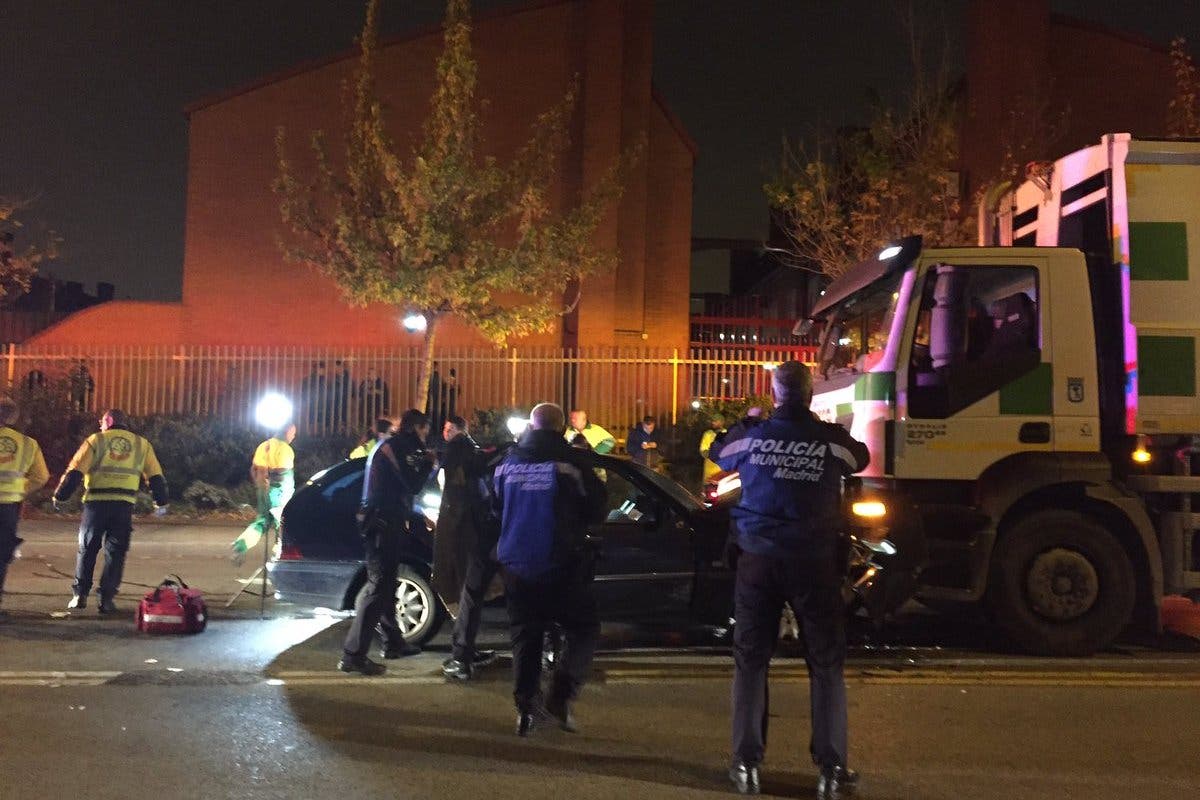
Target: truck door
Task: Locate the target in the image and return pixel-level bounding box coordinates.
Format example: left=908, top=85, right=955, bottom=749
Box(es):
left=895, top=258, right=1053, bottom=479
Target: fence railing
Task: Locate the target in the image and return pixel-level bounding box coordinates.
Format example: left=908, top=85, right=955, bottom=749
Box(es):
left=1, top=344, right=818, bottom=437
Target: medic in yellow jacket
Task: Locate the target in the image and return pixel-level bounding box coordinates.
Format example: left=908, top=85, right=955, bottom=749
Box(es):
left=54, top=409, right=168, bottom=613
left=231, top=424, right=297, bottom=565
left=0, top=397, right=50, bottom=615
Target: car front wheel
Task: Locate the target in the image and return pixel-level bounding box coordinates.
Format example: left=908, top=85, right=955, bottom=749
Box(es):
left=394, top=565, right=445, bottom=646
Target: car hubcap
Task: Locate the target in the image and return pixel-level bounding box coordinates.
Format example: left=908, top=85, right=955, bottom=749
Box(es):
left=394, top=578, right=430, bottom=637
left=1026, top=547, right=1099, bottom=621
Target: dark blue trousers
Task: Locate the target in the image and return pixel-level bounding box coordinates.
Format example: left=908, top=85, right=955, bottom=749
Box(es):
left=731, top=550, right=848, bottom=769
left=72, top=501, right=134, bottom=599
left=0, top=503, right=22, bottom=604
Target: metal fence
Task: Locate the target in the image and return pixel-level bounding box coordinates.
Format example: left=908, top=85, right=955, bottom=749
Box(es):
left=0, top=344, right=817, bottom=437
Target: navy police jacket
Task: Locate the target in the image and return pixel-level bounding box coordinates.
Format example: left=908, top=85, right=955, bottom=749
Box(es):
left=361, top=431, right=433, bottom=524
left=715, top=403, right=869, bottom=558
left=493, top=428, right=606, bottom=580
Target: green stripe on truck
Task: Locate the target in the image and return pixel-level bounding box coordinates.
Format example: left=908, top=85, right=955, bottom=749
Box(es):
left=1130, top=222, right=1189, bottom=281
left=853, top=372, right=895, bottom=402
left=1138, top=335, right=1196, bottom=396
left=999, top=362, right=1053, bottom=415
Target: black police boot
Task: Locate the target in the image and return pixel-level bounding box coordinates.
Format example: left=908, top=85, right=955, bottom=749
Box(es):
left=337, top=655, right=386, bottom=676
left=816, top=765, right=859, bottom=798
left=382, top=641, right=421, bottom=659
left=728, top=760, right=761, bottom=795
left=97, top=596, right=118, bottom=614
left=67, top=595, right=87, bottom=610
left=472, top=649, right=497, bottom=667
left=545, top=695, right=578, bottom=733
left=442, top=658, right=473, bottom=681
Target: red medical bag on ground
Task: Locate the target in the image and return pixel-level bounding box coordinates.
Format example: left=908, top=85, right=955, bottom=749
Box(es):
left=136, top=575, right=208, bottom=634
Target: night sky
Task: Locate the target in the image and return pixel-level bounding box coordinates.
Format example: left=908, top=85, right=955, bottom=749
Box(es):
left=4, top=1, right=1200, bottom=301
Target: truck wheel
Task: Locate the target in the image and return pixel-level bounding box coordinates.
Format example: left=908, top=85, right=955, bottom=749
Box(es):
left=988, top=510, right=1135, bottom=656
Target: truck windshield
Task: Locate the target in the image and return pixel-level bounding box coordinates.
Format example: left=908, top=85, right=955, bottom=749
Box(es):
left=815, top=272, right=904, bottom=379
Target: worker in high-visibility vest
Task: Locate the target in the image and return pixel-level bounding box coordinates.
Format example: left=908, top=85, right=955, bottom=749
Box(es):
left=0, top=397, right=49, bottom=619
left=54, top=409, right=168, bottom=614
left=231, top=423, right=297, bottom=566
left=349, top=417, right=393, bottom=460
left=699, top=414, right=727, bottom=481
left=565, top=410, right=615, bottom=454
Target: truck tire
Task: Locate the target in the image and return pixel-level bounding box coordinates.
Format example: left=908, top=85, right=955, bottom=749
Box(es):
left=988, top=510, right=1135, bottom=656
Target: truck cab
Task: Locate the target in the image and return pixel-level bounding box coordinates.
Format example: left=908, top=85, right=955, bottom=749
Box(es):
left=806, top=238, right=1162, bottom=656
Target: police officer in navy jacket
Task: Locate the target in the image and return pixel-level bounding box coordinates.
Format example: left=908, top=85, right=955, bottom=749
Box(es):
left=716, top=361, right=869, bottom=798
left=493, top=402, right=606, bottom=737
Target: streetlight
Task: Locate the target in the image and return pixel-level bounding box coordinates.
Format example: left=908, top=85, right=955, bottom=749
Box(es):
left=506, top=416, right=529, bottom=438
left=402, top=313, right=427, bottom=333
left=255, top=392, right=293, bottom=431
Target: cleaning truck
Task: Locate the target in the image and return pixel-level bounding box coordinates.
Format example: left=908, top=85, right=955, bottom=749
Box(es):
left=801, top=133, right=1200, bottom=655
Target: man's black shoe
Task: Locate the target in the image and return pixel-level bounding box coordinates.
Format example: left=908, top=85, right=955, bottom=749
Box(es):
left=472, top=650, right=497, bottom=667
left=545, top=696, right=578, bottom=733
left=97, top=597, right=117, bottom=614
left=382, top=641, right=421, bottom=658
left=442, top=658, right=473, bottom=681
left=728, top=761, right=761, bottom=795
left=67, top=595, right=86, bottom=610
left=816, top=765, right=859, bottom=798
left=516, top=711, right=536, bottom=737
left=337, top=656, right=386, bottom=676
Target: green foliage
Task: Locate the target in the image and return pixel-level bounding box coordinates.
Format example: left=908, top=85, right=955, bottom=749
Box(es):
left=667, top=395, right=771, bottom=491
left=766, top=88, right=973, bottom=279
left=15, top=401, right=355, bottom=504
left=182, top=481, right=241, bottom=511
left=0, top=195, right=58, bottom=300
left=468, top=406, right=525, bottom=449
left=275, top=0, right=636, bottom=410
left=9, top=378, right=94, bottom=492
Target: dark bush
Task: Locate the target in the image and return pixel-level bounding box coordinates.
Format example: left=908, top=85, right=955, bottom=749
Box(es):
left=668, top=395, right=772, bottom=490
left=182, top=481, right=239, bottom=511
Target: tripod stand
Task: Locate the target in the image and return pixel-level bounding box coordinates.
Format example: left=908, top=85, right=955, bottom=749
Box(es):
left=225, top=509, right=279, bottom=618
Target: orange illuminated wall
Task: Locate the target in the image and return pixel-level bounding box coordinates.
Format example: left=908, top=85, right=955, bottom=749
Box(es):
left=32, top=0, right=694, bottom=350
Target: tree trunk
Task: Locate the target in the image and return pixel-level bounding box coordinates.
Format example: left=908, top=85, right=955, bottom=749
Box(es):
left=413, top=314, right=440, bottom=413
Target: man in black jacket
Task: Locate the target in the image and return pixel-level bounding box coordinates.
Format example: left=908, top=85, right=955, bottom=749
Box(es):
left=716, top=362, right=869, bottom=798
left=338, top=409, right=433, bottom=674
left=436, top=415, right=500, bottom=681
left=493, top=403, right=606, bottom=736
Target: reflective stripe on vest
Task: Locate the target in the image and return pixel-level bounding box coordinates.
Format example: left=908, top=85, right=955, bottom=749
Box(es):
left=0, top=428, right=35, bottom=503
left=84, top=431, right=148, bottom=502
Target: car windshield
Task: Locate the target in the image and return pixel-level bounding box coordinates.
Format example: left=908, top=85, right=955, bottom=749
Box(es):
left=608, top=456, right=703, bottom=513
left=815, top=271, right=904, bottom=379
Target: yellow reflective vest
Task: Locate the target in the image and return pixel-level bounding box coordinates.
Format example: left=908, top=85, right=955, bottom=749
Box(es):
left=253, top=437, right=295, bottom=484
left=0, top=426, right=50, bottom=503
left=67, top=429, right=164, bottom=503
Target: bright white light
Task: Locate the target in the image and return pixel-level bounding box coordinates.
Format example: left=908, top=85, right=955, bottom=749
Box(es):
left=422, top=492, right=441, bottom=508
left=402, top=314, right=427, bottom=332
left=838, top=337, right=852, bottom=346
left=719, top=333, right=726, bottom=341
left=762, top=362, right=778, bottom=371
left=877, top=245, right=903, bottom=261
left=255, top=393, right=293, bottom=430
left=506, top=416, right=530, bottom=437
left=690, top=400, right=701, bottom=410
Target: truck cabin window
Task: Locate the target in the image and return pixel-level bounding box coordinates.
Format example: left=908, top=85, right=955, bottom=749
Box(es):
left=908, top=265, right=1041, bottom=418
left=817, top=274, right=903, bottom=380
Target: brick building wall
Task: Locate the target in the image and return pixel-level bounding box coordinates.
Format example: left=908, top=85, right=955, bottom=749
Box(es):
left=32, top=0, right=694, bottom=351
left=962, top=0, right=1174, bottom=199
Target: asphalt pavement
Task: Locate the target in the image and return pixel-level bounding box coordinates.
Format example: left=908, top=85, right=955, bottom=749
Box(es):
left=1, top=518, right=1199, bottom=799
